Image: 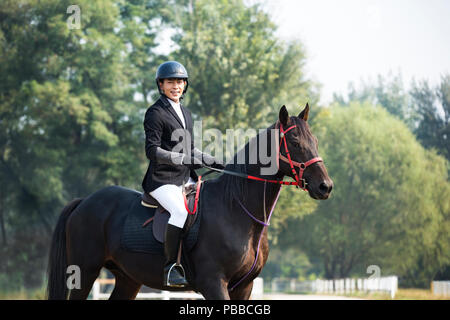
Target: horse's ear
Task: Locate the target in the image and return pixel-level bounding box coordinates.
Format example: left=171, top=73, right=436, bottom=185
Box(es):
left=298, top=102, right=310, bottom=121
left=279, top=105, right=290, bottom=126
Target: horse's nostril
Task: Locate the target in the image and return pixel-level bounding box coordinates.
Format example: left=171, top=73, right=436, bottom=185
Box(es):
left=319, top=182, right=331, bottom=194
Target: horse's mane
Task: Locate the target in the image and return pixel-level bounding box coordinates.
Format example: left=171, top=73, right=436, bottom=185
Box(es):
left=219, top=153, right=249, bottom=210
left=215, top=122, right=278, bottom=209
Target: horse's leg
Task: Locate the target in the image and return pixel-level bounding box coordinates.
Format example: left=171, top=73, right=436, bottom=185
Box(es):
left=67, top=263, right=103, bottom=300
left=229, top=281, right=253, bottom=300
left=197, top=277, right=230, bottom=300
left=109, top=269, right=142, bottom=300
left=66, top=218, right=106, bottom=300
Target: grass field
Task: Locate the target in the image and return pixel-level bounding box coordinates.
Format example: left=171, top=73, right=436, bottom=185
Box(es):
left=0, top=288, right=46, bottom=300
left=342, top=288, right=450, bottom=300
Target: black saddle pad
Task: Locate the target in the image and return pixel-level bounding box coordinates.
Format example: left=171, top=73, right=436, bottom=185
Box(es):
left=120, top=193, right=201, bottom=256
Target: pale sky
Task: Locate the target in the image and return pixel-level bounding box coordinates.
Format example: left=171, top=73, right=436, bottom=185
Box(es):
left=260, top=0, right=450, bottom=104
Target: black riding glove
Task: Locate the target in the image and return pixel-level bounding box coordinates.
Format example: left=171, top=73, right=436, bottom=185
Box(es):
left=192, top=147, right=224, bottom=170
left=155, top=147, right=202, bottom=169
left=155, top=147, right=223, bottom=170
left=181, top=154, right=203, bottom=170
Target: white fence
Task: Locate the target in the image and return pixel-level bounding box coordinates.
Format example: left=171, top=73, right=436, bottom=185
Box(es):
left=271, top=276, right=398, bottom=299
left=91, top=277, right=264, bottom=300
left=432, top=281, right=450, bottom=297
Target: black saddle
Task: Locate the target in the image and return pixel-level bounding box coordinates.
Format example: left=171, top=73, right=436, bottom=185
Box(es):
left=141, top=192, right=159, bottom=208
left=120, top=182, right=202, bottom=257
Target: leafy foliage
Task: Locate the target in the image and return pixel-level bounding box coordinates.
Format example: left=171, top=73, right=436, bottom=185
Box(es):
left=285, top=102, right=450, bottom=287
left=171, top=0, right=318, bottom=131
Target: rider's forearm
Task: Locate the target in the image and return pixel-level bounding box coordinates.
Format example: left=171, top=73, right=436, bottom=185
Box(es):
left=154, top=147, right=185, bottom=166
left=191, top=147, right=221, bottom=166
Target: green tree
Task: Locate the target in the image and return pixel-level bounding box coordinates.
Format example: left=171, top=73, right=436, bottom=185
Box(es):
left=333, top=72, right=414, bottom=127
left=261, top=247, right=314, bottom=281
left=411, top=75, right=450, bottom=162
left=0, top=0, right=166, bottom=290
left=168, top=0, right=319, bottom=236
left=287, top=102, right=449, bottom=287
left=334, top=73, right=450, bottom=163
left=171, top=0, right=319, bottom=132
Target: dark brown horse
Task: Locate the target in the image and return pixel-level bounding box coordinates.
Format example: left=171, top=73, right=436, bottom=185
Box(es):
left=46, top=104, right=333, bottom=300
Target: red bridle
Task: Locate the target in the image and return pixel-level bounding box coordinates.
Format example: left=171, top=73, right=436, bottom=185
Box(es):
left=202, top=120, right=323, bottom=190
left=277, top=121, right=323, bottom=190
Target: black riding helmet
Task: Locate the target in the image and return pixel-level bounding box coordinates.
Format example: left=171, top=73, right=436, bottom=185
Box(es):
left=155, top=61, right=189, bottom=96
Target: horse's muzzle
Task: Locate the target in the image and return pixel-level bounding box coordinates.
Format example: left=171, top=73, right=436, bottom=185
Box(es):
left=308, top=179, right=333, bottom=200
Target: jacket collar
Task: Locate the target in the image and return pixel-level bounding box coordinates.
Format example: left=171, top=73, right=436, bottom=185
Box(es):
left=159, top=95, right=188, bottom=129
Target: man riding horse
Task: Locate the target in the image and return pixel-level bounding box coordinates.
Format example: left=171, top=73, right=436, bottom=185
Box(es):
left=142, top=61, right=224, bottom=287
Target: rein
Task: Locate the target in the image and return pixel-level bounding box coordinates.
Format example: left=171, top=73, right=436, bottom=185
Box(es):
left=203, top=120, right=323, bottom=190
left=229, top=181, right=281, bottom=291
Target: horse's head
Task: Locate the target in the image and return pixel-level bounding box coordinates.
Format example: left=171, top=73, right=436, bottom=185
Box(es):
left=277, top=104, right=333, bottom=200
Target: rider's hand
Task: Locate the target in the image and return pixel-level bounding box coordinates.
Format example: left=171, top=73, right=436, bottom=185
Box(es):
left=210, top=162, right=225, bottom=170
left=181, top=155, right=203, bottom=170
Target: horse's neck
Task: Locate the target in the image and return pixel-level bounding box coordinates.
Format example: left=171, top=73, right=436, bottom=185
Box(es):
left=240, top=125, right=282, bottom=224
left=239, top=176, right=282, bottom=226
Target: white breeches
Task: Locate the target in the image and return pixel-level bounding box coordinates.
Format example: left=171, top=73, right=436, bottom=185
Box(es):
left=149, top=177, right=196, bottom=228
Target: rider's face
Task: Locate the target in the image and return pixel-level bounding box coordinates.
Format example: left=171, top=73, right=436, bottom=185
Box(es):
left=159, top=78, right=186, bottom=103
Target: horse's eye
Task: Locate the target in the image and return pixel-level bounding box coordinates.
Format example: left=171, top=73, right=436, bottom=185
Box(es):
left=288, top=136, right=300, bottom=147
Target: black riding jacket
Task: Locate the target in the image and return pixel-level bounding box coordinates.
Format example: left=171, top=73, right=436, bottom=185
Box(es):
left=142, top=95, right=214, bottom=193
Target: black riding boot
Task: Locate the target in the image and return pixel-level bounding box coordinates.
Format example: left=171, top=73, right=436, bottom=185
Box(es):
left=163, top=224, right=188, bottom=287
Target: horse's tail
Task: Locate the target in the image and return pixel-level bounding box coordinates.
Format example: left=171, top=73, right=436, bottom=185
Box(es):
left=46, top=198, right=83, bottom=300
